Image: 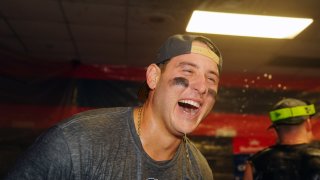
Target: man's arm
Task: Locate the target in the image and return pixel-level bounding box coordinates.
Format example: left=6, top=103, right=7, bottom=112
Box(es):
left=4, top=126, right=73, bottom=180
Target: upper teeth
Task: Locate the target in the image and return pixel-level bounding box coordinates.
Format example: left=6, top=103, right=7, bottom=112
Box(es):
left=179, top=100, right=200, bottom=108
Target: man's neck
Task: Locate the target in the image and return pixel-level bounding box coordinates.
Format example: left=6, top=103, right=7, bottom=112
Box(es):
left=141, top=132, right=182, bottom=161
left=279, top=134, right=312, bottom=145
left=134, top=106, right=182, bottom=161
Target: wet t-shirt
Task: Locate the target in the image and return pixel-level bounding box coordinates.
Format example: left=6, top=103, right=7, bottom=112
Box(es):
left=5, top=107, right=213, bottom=180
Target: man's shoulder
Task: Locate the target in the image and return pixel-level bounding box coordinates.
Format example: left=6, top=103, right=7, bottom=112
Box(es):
left=309, top=140, right=320, bottom=148
left=250, top=142, right=320, bottom=162
left=52, top=107, right=133, bottom=140
left=303, top=141, right=320, bottom=157
left=67, top=107, right=131, bottom=120
left=58, top=107, right=132, bottom=128
left=248, top=146, right=272, bottom=162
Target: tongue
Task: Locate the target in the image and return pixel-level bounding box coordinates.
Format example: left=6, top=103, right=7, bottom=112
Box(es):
left=183, top=106, right=192, bottom=113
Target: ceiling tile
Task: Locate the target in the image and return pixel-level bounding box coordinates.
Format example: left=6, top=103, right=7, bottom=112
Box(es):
left=70, top=24, right=125, bottom=42
left=10, top=21, right=70, bottom=40
left=0, top=36, right=25, bottom=53
left=23, top=39, right=75, bottom=54
left=0, top=20, right=14, bottom=36
left=0, top=0, right=63, bottom=22
left=62, top=2, right=126, bottom=27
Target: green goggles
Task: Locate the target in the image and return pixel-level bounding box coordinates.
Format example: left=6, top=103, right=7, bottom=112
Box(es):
left=269, top=104, right=316, bottom=122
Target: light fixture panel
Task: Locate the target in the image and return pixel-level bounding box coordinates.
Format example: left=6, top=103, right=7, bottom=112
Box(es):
left=186, top=11, right=313, bottom=39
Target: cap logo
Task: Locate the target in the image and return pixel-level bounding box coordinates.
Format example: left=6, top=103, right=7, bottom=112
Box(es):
left=191, top=45, right=220, bottom=65
left=269, top=104, right=316, bottom=122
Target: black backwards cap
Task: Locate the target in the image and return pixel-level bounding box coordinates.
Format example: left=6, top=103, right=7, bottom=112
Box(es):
left=269, top=98, right=316, bottom=128
left=137, top=34, right=223, bottom=102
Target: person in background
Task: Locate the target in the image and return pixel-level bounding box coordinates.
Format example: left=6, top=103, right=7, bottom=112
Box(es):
left=243, top=98, right=320, bottom=180
left=5, top=34, right=223, bottom=179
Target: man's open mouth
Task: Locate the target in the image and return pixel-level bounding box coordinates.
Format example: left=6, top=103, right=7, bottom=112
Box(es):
left=178, top=100, right=200, bottom=115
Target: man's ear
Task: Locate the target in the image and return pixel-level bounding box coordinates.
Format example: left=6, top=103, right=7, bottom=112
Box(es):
left=146, top=64, right=161, bottom=90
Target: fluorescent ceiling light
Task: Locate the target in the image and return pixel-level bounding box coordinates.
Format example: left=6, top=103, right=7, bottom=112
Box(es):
left=186, top=10, right=313, bottom=39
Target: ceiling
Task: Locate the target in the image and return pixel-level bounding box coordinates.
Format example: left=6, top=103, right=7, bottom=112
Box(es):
left=0, top=0, right=320, bottom=78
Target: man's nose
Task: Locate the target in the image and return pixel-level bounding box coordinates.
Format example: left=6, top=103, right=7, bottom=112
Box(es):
left=191, top=75, right=207, bottom=95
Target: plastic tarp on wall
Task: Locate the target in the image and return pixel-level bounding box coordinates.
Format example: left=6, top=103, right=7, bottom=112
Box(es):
left=0, top=59, right=320, bottom=138
left=1, top=58, right=320, bottom=179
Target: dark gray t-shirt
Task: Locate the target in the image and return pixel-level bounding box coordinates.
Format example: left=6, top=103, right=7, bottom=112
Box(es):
left=5, top=107, right=213, bottom=180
